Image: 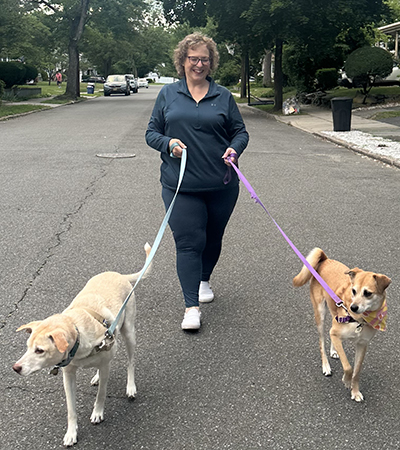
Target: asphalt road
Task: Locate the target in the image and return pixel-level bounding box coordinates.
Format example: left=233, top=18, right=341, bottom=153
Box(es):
left=1, top=86, right=400, bottom=450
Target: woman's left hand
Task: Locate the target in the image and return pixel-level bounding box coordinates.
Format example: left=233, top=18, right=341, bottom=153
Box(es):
left=222, top=148, right=237, bottom=166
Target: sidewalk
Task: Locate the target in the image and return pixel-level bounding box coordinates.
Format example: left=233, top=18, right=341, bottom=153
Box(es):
left=274, top=104, right=400, bottom=168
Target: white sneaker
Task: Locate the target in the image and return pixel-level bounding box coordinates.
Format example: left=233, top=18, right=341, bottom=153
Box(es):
left=181, top=308, right=201, bottom=330
left=199, top=281, right=214, bottom=303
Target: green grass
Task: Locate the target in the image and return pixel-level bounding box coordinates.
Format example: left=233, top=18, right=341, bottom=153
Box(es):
left=0, top=103, right=50, bottom=118
left=7, top=81, right=104, bottom=101
left=232, top=82, right=400, bottom=115
left=0, top=81, right=104, bottom=116
left=370, top=110, right=400, bottom=120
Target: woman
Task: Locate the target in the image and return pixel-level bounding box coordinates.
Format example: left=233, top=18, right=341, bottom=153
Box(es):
left=145, top=32, right=249, bottom=330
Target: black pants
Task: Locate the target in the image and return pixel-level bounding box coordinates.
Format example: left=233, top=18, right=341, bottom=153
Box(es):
left=162, top=186, right=239, bottom=308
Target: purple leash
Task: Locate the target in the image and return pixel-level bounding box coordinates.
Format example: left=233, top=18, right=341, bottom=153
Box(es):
left=225, top=156, right=344, bottom=308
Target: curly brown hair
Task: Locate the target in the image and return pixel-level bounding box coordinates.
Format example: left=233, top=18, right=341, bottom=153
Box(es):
left=174, top=32, right=220, bottom=78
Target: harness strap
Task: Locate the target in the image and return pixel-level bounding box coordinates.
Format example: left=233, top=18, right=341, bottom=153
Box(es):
left=105, top=148, right=188, bottom=338
left=81, top=307, right=110, bottom=328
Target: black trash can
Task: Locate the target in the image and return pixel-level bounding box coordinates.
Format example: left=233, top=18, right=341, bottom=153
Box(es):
left=331, top=97, right=353, bottom=131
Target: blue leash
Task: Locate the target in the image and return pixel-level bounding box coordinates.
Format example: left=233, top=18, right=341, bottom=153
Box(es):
left=105, top=148, right=187, bottom=339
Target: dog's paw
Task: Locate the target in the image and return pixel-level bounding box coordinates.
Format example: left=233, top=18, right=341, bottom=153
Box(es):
left=322, top=363, right=332, bottom=377
left=126, top=383, right=137, bottom=399
left=90, top=371, right=99, bottom=386
left=63, top=429, right=78, bottom=447
left=351, top=390, right=364, bottom=402
left=90, top=409, right=104, bottom=424
left=330, top=350, right=339, bottom=359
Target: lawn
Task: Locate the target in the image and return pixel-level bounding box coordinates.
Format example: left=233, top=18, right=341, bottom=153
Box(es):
left=231, top=82, right=400, bottom=114
left=0, top=103, right=50, bottom=119
left=0, top=81, right=104, bottom=117
left=3, top=81, right=104, bottom=101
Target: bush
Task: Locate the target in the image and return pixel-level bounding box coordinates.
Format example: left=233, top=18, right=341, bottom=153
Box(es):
left=283, top=44, right=317, bottom=92
left=316, top=68, right=338, bottom=91
left=0, top=79, right=5, bottom=104
left=345, top=46, right=393, bottom=98
left=25, top=64, right=38, bottom=82
left=0, top=61, right=27, bottom=88
left=217, top=60, right=241, bottom=87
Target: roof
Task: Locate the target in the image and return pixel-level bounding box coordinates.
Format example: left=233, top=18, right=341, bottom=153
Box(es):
left=378, top=21, right=400, bottom=35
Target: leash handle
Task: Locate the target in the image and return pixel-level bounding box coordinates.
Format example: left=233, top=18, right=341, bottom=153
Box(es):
left=225, top=155, right=344, bottom=306
left=107, top=149, right=187, bottom=337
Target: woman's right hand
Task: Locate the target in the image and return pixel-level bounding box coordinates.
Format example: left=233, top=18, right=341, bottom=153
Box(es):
left=168, top=139, right=186, bottom=158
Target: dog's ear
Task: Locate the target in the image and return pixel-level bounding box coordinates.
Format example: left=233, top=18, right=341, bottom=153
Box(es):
left=345, top=268, right=362, bottom=280
left=48, top=330, right=70, bottom=354
left=374, top=274, right=391, bottom=292
left=16, top=321, right=42, bottom=334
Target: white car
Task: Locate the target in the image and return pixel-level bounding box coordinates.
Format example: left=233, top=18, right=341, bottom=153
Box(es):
left=138, top=78, right=149, bottom=88
left=125, top=74, right=138, bottom=93
left=340, top=63, right=400, bottom=88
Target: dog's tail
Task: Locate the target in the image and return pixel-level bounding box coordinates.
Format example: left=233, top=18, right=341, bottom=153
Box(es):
left=125, top=242, right=152, bottom=284
left=292, top=248, right=328, bottom=287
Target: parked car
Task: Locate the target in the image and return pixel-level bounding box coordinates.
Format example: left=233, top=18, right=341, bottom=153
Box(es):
left=104, top=75, right=130, bottom=96
left=339, top=63, right=400, bottom=88
left=375, top=63, right=400, bottom=86
left=82, top=75, right=105, bottom=83
left=125, top=74, right=138, bottom=93
left=138, top=78, right=149, bottom=88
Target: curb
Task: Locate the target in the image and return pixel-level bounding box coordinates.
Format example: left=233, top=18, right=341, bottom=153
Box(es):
left=0, top=105, right=53, bottom=121
left=0, top=99, right=83, bottom=121
left=314, top=132, right=400, bottom=169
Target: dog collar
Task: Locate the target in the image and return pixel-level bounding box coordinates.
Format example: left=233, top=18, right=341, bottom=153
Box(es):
left=335, top=315, right=357, bottom=324
left=49, top=327, right=80, bottom=376
left=362, top=299, right=388, bottom=331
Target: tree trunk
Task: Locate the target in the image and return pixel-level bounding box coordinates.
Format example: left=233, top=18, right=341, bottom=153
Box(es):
left=66, top=41, right=80, bottom=98
left=65, top=0, right=90, bottom=99
left=263, top=49, right=272, bottom=87
left=273, top=38, right=283, bottom=112
left=240, top=52, right=247, bottom=98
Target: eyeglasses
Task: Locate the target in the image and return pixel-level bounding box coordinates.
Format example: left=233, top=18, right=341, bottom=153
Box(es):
left=187, top=56, right=210, bottom=65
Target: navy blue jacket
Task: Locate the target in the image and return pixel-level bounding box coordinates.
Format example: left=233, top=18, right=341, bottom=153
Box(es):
left=145, top=77, right=249, bottom=192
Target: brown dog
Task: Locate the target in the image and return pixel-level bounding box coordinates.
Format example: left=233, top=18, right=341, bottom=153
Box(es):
left=293, top=248, right=391, bottom=402
left=13, top=243, right=152, bottom=446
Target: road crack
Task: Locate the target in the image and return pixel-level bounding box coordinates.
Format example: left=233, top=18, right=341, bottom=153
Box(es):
left=1, top=167, right=110, bottom=329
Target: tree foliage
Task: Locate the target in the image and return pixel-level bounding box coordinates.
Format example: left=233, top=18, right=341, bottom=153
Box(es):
left=162, top=0, right=207, bottom=26
left=1, top=0, right=149, bottom=99
left=161, top=0, right=389, bottom=109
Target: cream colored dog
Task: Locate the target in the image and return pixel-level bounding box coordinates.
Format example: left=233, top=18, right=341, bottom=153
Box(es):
left=293, top=247, right=391, bottom=402
left=13, top=243, right=152, bottom=447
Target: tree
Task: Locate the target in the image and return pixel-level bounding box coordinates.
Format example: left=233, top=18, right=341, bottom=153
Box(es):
left=0, top=0, right=22, bottom=59
left=20, top=0, right=147, bottom=99
left=246, top=0, right=302, bottom=111
left=19, top=0, right=90, bottom=98
left=345, top=46, right=393, bottom=102
left=246, top=0, right=388, bottom=109
left=162, top=0, right=207, bottom=26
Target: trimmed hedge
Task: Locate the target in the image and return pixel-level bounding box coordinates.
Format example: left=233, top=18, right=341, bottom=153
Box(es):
left=0, top=79, right=5, bottom=103
left=0, top=61, right=38, bottom=88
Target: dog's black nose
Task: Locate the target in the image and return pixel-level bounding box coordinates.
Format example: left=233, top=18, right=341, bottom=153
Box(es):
left=13, top=364, right=22, bottom=374
left=351, top=304, right=359, bottom=313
